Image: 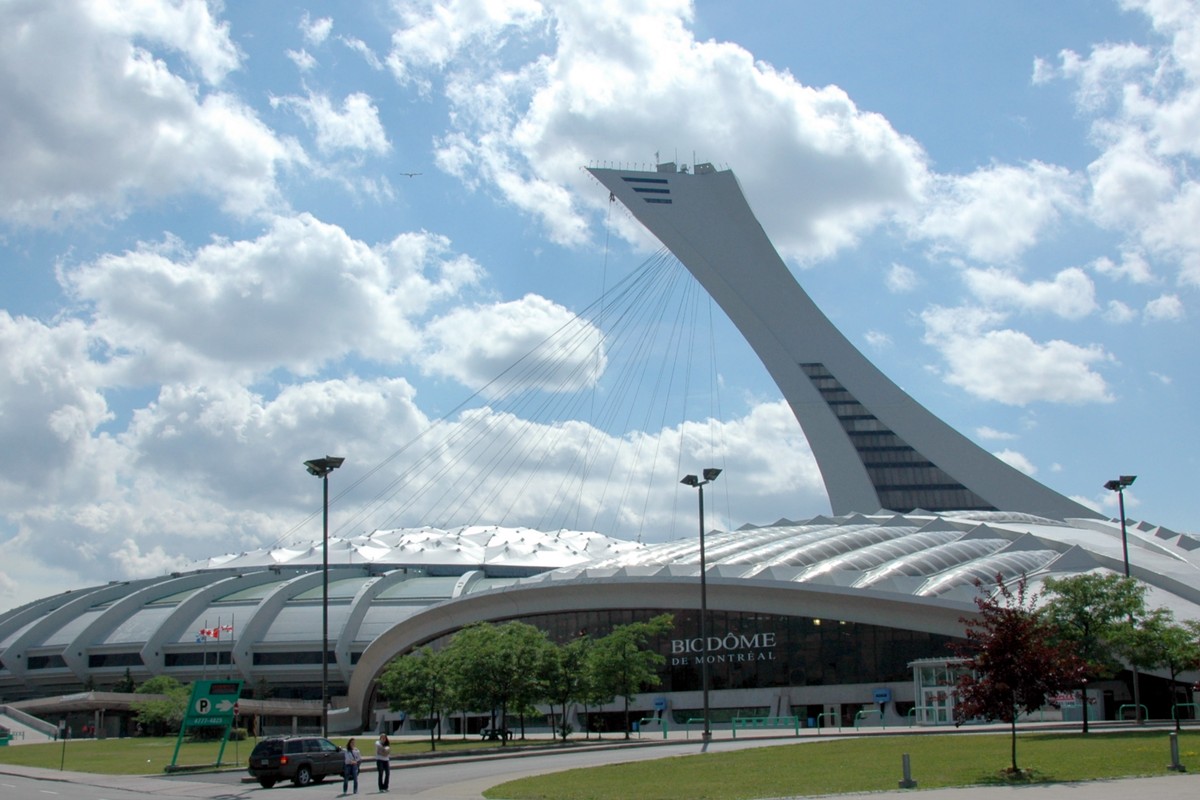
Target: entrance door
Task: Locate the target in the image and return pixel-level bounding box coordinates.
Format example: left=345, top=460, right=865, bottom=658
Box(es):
left=919, top=688, right=953, bottom=724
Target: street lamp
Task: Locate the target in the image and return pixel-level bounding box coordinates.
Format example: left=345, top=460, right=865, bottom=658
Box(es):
left=305, top=455, right=345, bottom=737
left=1104, top=474, right=1139, bottom=724
left=1103, top=475, right=1136, bottom=577
left=681, top=467, right=721, bottom=741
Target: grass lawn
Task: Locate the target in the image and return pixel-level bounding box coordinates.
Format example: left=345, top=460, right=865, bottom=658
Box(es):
left=485, top=730, right=1200, bottom=799
left=0, top=733, right=513, bottom=775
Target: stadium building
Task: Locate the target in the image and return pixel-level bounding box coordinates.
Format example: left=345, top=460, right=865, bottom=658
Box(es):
left=3, top=165, right=1198, bottom=736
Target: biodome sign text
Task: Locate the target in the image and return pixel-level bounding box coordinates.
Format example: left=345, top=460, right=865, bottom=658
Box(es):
left=670, top=631, right=777, bottom=665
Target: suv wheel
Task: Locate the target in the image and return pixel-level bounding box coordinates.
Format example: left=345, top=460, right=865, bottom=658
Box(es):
left=258, top=779, right=277, bottom=789
left=293, top=765, right=313, bottom=786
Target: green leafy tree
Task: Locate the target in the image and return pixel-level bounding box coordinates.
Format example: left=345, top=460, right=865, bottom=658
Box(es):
left=1042, top=573, right=1145, bottom=672
left=379, top=646, right=452, bottom=751
left=131, top=675, right=190, bottom=735
left=954, top=575, right=1084, bottom=774
left=543, top=636, right=592, bottom=741
left=1122, top=611, right=1200, bottom=730
left=113, top=667, right=137, bottom=694
left=445, top=621, right=553, bottom=745
left=588, top=614, right=673, bottom=739
left=1041, top=573, right=1146, bottom=731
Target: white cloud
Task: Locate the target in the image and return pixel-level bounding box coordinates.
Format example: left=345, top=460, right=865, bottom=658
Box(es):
left=386, top=0, right=547, bottom=82
left=886, top=263, right=918, bottom=292
left=1048, top=2, right=1200, bottom=286
left=392, top=0, right=927, bottom=255
left=921, top=305, right=1113, bottom=405
left=963, top=266, right=1097, bottom=319
left=1059, top=41, right=1153, bottom=109
left=993, top=449, right=1037, bottom=476
left=422, top=294, right=606, bottom=394
left=1103, top=299, right=1138, bottom=323
left=341, top=36, right=384, bottom=70
left=1091, top=251, right=1156, bottom=283
left=0, top=0, right=302, bottom=223
left=301, top=13, right=334, bottom=46
left=1144, top=293, right=1185, bottom=320
left=287, top=48, right=317, bottom=72
left=976, top=426, right=1016, bottom=441
left=864, top=330, right=892, bottom=350
left=277, top=92, right=391, bottom=155
left=913, top=162, right=1084, bottom=263
left=61, top=215, right=481, bottom=383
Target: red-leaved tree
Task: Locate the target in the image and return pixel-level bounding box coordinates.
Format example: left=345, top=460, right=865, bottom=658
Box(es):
left=954, top=574, right=1085, bottom=775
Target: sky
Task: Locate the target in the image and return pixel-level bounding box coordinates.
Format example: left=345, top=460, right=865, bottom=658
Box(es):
left=2, top=0, right=1198, bottom=612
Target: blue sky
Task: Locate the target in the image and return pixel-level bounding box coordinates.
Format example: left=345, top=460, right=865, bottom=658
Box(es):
left=2, top=0, right=1197, bottom=611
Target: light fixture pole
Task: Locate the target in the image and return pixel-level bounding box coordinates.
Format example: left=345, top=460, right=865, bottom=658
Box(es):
left=1103, top=475, right=1136, bottom=578
left=1104, top=474, right=1139, bottom=723
left=681, top=467, right=721, bottom=741
left=305, top=455, right=345, bottom=738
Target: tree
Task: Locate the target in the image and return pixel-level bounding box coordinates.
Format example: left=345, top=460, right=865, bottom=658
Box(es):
left=379, top=646, right=452, bottom=751
left=588, top=614, right=673, bottom=739
left=113, top=667, right=137, bottom=694
left=444, top=621, right=553, bottom=745
left=1122, top=611, right=1200, bottom=731
left=954, top=575, right=1084, bottom=775
left=1041, top=573, right=1145, bottom=732
left=543, top=635, right=592, bottom=741
left=130, top=675, right=190, bottom=735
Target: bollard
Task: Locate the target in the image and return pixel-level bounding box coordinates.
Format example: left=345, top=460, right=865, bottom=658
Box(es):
left=898, top=753, right=917, bottom=789
left=1168, top=732, right=1186, bottom=772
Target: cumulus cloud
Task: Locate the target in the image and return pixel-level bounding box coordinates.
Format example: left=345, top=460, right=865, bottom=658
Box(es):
left=1144, top=293, right=1185, bottom=321
left=301, top=13, right=334, bottom=46
left=422, top=294, right=606, bottom=394
left=921, top=305, right=1113, bottom=405
left=0, top=0, right=302, bottom=223
left=1044, top=1, right=1200, bottom=287
left=913, top=162, right=1084, bottom=263
left=962, top=266, right=1097, bottom=319
left=1091, top=251, right=1155, bottom=283
left=993, top=449, right=1037, bottom=476
left=1104, top=299, right=1139, bottom=323
left=276, top=92, right=391, bottom=154
left=389, top=0, right=927, bottom=256
left=886, top=263, right=918, bottom=292
left=864, top=330, right=892, bottom=350
left=61, top=215, right=482, bottom=383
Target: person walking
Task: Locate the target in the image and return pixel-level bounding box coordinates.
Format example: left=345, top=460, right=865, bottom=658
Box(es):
left=342, top=737, right=362, bottom=795
left=375, top=733, right=391, bottom=792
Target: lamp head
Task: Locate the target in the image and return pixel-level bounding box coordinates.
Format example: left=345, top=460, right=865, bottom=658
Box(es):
left=680, top=474, right=700, bottom=487
left=1104, top=475, right=1136, bottom=492
left=702, top=468, right=722, bottom=482
left=304, top=456, right=345, bottom=478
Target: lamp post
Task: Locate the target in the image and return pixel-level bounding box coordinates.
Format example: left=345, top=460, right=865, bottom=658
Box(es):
left=681, top=467, right=721, bottom=741
left=1103, top=475, right=1136, bottom=578
left=1104, top=474, right=1139, bottom=724
left=305, top=455, right=345, bottom=738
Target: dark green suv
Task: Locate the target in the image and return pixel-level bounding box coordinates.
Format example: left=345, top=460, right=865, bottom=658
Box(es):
left=248, top=736, right=343, bottom=788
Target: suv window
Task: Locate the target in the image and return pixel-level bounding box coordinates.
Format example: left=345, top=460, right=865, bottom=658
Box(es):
left=319, top=739, right=340, bottom=753
left=285, top=740, right=304, bottom=755
left=251, top=739, right=282, bottom=757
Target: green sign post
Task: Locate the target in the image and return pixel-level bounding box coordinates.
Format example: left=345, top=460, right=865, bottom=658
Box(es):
left=169, top=679, right=243, bottom=770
